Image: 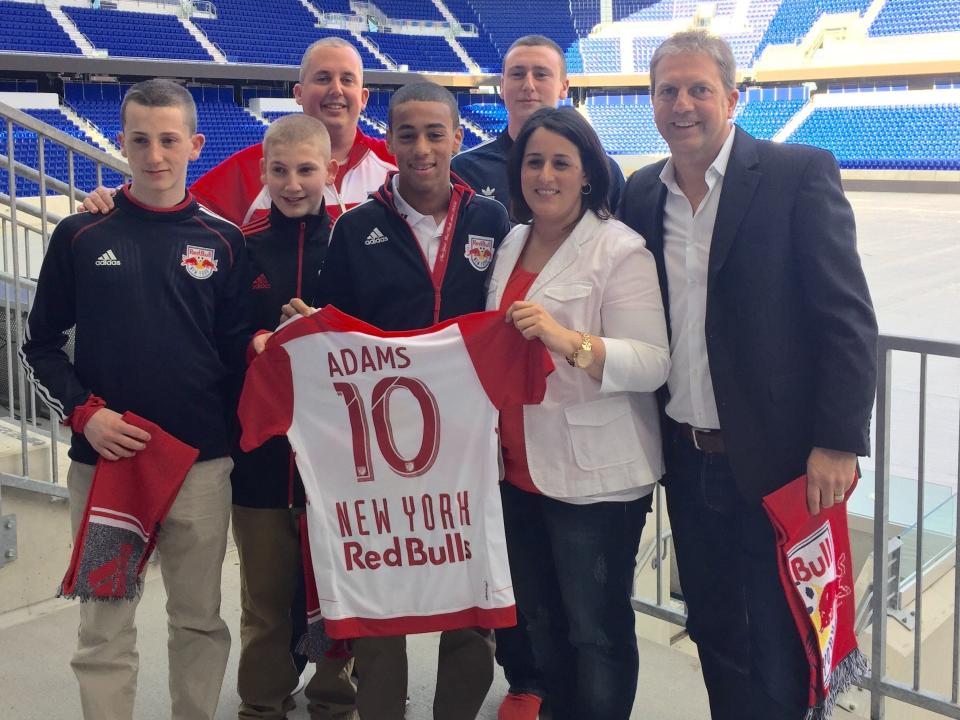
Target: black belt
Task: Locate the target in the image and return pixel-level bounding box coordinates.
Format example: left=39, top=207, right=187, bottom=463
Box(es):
left=676, top=423, right=726, bottom=454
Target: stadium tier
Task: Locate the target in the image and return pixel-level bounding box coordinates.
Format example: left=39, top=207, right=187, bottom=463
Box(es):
left=579, top=37, right=621, bottom=73
left=584, top=98, right=670, bottom=155
left=0, top=0, right=80, bottom=55
left=460, top=103, right=508, bottom=136
left=192, top=0, right=386, bottom=67
left=868, top=0, right=960, bottom=37
left=753, top=0, right=871, bottom=62
left=788, top=103, right=960, bottom=170
left=364, top=33, right=467, bottom=72
left=371, top=0, right=444, bottom=21
left=734, top=97, right=806, bottom=139
left=63, top=7, right=210, bottom=61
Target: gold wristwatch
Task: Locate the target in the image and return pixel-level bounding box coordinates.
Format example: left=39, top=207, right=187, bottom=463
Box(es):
left=567, top=332, right=593, bottom=369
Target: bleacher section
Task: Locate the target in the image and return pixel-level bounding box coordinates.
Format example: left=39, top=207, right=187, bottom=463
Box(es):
left=753, top=0, right=871, bottom=62
left=579, top=38, right=620, bottom=73
left=788, top=102, right=960, bottom=170
left=457, top=36, right=501, bottom=73
left=62, top=7, right=210, bottom=62
left=869, top=0, right=960, bottom=37
left=309, top=0, right=353, bottom=12
left=733, top=97, right=805, bottom=139
left=460, top=103, right=507, bottom=136
left=193, top=0, right=385, bottom=68
left=586, top=98, right=670, bottom=156
left=1, top=108, right=125, bottom=196
left=633, top=36, right=667, bottom=73
left=0, top=1, right=80, bottom=55
left=371, top=0, right=443, bottom=21
left=464, top=0, right=579, bottom=62
left=622, top=0, right=699, bottom=21
left=363, top=33, right=467, bottom=72
left=571, top=1, right=601, bottom=37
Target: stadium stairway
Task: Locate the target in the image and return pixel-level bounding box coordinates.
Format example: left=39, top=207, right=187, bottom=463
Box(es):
left=59, top=105, right=123, bottom=162
left=180, top=17, right=228, bottom=63
left=356, top=33, right=399, bottom=71
left=773, top=99, right=816, bottom=142
left=46, top=4, right=94, bottom=57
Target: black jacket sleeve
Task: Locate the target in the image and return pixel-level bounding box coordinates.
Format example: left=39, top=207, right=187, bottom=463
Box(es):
left=20, top=221, right=88, bottom=421
left=215, top=230, right=254, bottom=375
left=793, top=149, right=878, bottom=455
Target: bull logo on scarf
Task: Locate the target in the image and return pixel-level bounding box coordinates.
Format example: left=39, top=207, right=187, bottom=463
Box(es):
left=786, top=522, right=852, bottom=685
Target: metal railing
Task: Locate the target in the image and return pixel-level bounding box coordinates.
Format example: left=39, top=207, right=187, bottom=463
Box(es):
left=632, top=334, right=960, bottom=720
left=0, top=101, right=130, bottom=557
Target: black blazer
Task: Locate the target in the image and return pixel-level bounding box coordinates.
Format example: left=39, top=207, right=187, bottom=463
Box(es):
left=619, top=127, right=878, bottom=502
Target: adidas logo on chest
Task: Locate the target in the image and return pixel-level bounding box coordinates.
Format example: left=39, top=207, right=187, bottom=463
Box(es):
left=96, top=250, right=121, bottom=267
left=364, top=227, right=389, bottom=245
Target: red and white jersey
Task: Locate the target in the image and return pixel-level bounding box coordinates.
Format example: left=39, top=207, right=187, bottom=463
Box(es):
left=190, top=129, right=396, bottom=225
left=239, top=306, right=552, bottom=638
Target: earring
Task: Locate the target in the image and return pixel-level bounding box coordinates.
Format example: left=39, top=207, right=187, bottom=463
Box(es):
left=581, top=183, right=592, bottom=195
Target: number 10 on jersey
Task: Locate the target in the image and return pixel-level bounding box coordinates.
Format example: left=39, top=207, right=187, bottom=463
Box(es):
left=334, top=377, right=441, bottom=483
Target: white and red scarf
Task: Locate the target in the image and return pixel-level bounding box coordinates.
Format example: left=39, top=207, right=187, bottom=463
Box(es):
left=60, top=413, right=198, bottom=600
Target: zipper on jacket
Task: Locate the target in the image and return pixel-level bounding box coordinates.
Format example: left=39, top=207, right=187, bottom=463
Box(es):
left=296, top=221, right=305, bottom=298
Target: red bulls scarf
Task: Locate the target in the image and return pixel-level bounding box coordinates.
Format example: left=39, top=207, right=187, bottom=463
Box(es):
left=296, top=513, right=349, bottom=661
left=60, top=413, right=198, bottom=600
left=762, top=475, right=868, bottom=720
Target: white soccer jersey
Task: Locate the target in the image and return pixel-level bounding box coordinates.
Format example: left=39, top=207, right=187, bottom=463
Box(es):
left=239, top=306, right=551, bottom=639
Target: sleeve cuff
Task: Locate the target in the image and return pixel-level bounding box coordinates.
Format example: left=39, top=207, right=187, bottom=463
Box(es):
left=66, top=395, right=106, bottom=433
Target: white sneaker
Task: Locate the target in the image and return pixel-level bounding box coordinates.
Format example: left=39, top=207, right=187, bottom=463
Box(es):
left=293, top=669, right=309, bottom=695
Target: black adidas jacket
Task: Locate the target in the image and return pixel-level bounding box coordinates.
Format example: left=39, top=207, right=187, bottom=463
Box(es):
left=317, top=172, right=511, bottom=331
left=231, top=203, right=330, bottom=508
left=21, top=186, right=250, bottom=465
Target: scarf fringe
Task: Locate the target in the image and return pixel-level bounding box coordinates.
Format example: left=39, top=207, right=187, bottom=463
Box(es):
left=295, top=621, right=335, bottom=662
left=57, top=580, right=143, bottom=602
left=804, top=649, right=870, bottom=720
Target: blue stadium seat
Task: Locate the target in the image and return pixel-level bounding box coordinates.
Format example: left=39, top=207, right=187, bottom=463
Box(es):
left=869, top=0, right=960, bottom=36
left=63, top=7, right=212, bottom=61
left=0, top=1, right=80, bottom=55
left=787, top=102, right=960, bottom=171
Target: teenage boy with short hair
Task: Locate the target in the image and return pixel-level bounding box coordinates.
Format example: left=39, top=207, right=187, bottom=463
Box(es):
left=231, top=113, right=358, bottom=720
left=22, top=79, right=249, bottom=720
left=453, top=34, right=625, bottom=219
left=278, top=81, right=511, bottom=720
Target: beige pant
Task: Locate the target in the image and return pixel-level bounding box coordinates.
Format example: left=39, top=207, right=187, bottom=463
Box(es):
left=352, top=629, right=495, bottom=720
left=232, top=505, right=357, bottom=720
left=67, top=457, right=233, bottom=720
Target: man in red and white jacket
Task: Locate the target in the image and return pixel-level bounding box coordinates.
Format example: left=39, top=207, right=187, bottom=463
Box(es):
left=82, top=37, right=396, bottom=225
left=191, top=38, right=395, bottom=224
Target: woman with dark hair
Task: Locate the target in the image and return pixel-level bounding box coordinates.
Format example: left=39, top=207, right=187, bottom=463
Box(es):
left=487, top=105, right=670, bottom=720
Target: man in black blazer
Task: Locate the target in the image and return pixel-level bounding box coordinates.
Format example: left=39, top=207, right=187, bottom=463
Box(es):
left=618, top=31, right=878, bottom=719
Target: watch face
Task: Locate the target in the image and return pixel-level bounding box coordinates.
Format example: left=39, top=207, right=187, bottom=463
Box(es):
left=575, top=348, right=593, bottom=368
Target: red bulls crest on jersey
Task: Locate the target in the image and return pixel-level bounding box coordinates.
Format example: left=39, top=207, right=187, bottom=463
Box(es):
left=464, top=235, right=495, bottom=271
left=181, top=246, right=218, bottom=279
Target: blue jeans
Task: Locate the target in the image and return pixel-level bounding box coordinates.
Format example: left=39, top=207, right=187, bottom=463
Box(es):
left=500, top=481, right=651, bottom=720
left=664, top=432, right=809, bottom=720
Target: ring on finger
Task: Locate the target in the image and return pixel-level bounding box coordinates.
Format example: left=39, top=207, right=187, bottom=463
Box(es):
left=833, top=492, right=845, bottom=502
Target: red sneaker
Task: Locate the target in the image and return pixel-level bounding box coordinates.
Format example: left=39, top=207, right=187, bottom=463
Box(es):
left=497, top=692, right=543, bottom=720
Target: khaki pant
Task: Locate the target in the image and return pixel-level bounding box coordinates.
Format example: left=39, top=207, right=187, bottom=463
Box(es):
left=67, top=457, right=233, bottom=720
left=352, top=628, right=495, bottom=720
left=232, top=505, right=357, bottom=720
